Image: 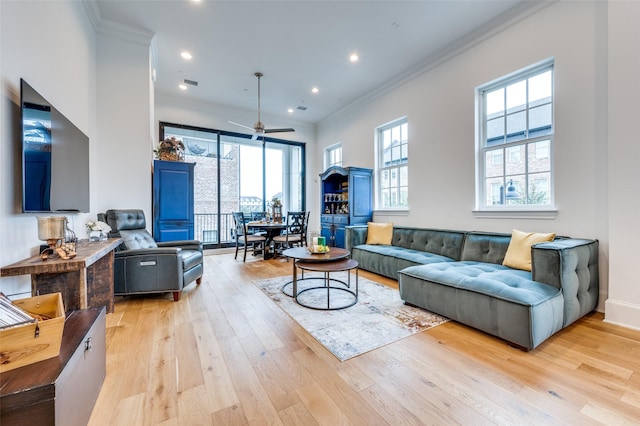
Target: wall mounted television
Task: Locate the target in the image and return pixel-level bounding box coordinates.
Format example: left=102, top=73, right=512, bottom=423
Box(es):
left=21, top=78, right=90, bottom=213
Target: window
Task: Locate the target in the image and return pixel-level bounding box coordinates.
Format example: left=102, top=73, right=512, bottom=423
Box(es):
left=325, top=143, right=342, bottom=168
left=376, top=118, right=408, bottom=209
left=161, top=123, right=305, bottom=248
left=477, top=61, right=553, bottom=209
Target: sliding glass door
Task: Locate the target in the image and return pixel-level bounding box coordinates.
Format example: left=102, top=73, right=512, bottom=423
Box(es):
left=160, top=123, right=305, bottom=249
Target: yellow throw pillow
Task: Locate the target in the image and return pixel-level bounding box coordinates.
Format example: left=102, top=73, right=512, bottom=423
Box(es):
left=502, top=229, right=556, bottom=271
left=366, top=222, right=393, bottom=245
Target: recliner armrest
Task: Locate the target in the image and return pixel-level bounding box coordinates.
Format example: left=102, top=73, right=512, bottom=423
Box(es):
left=115, top=247, right=182, bottom=257
left=157, top=240, right=203, bottom=252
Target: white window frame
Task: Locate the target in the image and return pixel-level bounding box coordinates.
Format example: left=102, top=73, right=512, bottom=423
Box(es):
left=325, top=143, right=342, bottom=168
left=475, top=60, right=556, bottom=217
left=375, top=117, right=408, bottom=211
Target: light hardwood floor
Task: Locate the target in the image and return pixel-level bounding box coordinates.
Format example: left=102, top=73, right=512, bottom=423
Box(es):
left=89, top=252, right=640, bottom=425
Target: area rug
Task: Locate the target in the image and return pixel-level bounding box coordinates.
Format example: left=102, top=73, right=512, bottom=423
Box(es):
left=253, top=272, right=448, bottom=361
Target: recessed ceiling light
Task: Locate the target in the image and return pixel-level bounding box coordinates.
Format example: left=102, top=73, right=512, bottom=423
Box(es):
left=349, top=53, right=359, bottom=62
left=311, top=87, right=319, bottom=94
left=179, top=84, right=188, bottom=90
left=181, top=51, right=192, bottom=60
left=287, top=108, right=294, bottom=113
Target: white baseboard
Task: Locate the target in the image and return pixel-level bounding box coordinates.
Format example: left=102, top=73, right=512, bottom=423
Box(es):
left=604, top=298, right=640, bottom=331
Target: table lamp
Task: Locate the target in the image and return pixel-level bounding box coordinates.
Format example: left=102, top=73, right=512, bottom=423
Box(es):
left=37, top=216, right=66, bottom=260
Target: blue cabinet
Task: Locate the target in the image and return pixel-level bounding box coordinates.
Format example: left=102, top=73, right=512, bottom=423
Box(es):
left=320, top=166, right=372, bottom=248
left=153, top=160, right=195, bottom=242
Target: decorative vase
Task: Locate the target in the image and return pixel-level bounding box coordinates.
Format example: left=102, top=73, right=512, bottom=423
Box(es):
left=89, top=230, right=106, bottom=242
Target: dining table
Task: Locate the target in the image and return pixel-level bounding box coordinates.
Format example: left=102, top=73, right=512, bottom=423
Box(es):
left=246, top=221, right=286, bottom=259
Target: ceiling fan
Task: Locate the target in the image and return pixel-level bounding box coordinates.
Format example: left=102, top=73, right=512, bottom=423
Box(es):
left=229, top=72, right=295, bottom=141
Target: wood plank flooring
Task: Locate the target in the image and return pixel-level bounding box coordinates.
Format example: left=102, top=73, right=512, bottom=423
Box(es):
left=88, top=252, right=640, bottom=425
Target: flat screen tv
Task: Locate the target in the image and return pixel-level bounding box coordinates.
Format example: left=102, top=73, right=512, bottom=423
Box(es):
left=21, top=79, right=90, bottom=213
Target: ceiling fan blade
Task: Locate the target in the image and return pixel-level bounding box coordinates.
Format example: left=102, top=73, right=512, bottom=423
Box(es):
left=228, top=120, right=254, bottom=131
left=264, top=128, right=295, bottom=134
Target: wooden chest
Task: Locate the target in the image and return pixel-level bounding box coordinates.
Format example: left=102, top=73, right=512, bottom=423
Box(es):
left=0, top=307, right=106, bottom=426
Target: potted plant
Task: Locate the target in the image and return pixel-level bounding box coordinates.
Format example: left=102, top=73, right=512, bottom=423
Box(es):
left=154, top=137, right=185, bottom=161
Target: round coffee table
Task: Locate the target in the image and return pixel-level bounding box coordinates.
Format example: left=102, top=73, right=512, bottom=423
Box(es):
left=295, top=258, right=359, bottom=310
left=281, top=247, right=350, bottom=299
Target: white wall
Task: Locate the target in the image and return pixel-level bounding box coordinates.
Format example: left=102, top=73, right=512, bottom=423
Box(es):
left=0, top=1, right=96, bottom=297
left=316, top=2, right=612, bottom=311
left=95, top=22, right=155, bottom=220
left=606, top=1, right=640, bottom=330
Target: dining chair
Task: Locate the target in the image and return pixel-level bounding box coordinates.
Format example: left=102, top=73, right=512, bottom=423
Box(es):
left=273, top=211, right=306, bottom=257
left=232, top=212, right=266, bottom=262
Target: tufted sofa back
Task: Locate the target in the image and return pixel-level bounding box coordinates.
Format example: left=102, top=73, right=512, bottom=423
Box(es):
left=391, top=227, right=466, bottom=260
left=460, top=231, right=512, bottom=265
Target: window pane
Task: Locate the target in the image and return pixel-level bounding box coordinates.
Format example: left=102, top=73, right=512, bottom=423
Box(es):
left=390, top=187, right=398, bottom=207
left=506, top=111, right=526, bottom=142
left=401, top=142, right=408, bottom=162
left=391, top=126, right=401, bottom=146
left=399, top=187, right=408, bottom=207
left=486, top=117, right=504, bottom=143
left=505, top=145, right=525, bottom=175
left=383, top=148, right=391, bottom=166
left=485, top=149, right=503, bottom=177
left=528, top=141, right=551, bottom=173
left=528, top=172, right=551, bottom=205
left=485, top=177, right=503, bottom=205
left=392, top=144, right=401, bottom=163
left=399, top=166, right=408, bottom=186
left=380, top=169, right=390, bottom=189
left=401, top=122, right=408, bottom=141
left=390, top=168, right=398, bottom=188
left=528, top=70, right=552, bottom=104
left=506, top=80, right=526, bottom=112
left=382, top=129, right=391, bottom=149
left=486, top=88, right=504, bottom=116
left=528, top=104, right=552, bottom=137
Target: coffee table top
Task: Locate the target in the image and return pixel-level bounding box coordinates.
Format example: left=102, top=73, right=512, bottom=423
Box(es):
left=282, top=247, right=350, bottom=262
left=296, top=258, right=358, bottom=272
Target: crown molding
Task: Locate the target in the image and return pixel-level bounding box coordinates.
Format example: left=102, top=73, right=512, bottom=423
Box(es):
left=82, top=0, right=154, bottom=47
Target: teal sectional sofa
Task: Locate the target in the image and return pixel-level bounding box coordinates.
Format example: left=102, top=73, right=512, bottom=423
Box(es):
left=345, top=226, right=599, bottom=350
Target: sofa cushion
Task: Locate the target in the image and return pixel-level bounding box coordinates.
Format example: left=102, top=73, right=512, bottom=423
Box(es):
left=398, top=261, right=565, bottom=349
left=352, top=244, right=455, bottom=279
left=366, top=222, right=393, bottom=245
left=503, top=229, right=556, bottom=271
left=400, top=261, right=560, bottom=305
left=460, top=232, right=511, bottom=264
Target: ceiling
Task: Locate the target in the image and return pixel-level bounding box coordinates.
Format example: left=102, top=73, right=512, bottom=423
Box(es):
left=94, top=0, right=531, bottom=126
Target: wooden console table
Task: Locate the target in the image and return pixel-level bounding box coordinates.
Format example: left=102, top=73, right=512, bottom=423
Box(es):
left=1, top=239, right=121, bottom=313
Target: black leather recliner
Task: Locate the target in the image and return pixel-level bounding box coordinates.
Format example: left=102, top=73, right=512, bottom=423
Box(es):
left=99, top=209, right=203, bottom=301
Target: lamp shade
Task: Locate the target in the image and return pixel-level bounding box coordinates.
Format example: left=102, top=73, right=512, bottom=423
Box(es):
left=37, top=216, right=66, bottom=241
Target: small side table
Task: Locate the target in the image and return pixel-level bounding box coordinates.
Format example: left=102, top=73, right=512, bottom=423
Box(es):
left=294, top=258, right=359, bottom=310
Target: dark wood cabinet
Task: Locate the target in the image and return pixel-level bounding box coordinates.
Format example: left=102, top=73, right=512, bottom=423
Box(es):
left=320, top=166, right=372, bottom=248
left=0, top=308, right=106, bottom=426
left=153, top=160, right=195, bottom=242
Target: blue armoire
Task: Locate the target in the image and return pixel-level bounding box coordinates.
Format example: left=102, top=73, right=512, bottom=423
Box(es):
left=320, top=166, right=372, bottom=248
left=153, top=160, right=195, bottom=242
